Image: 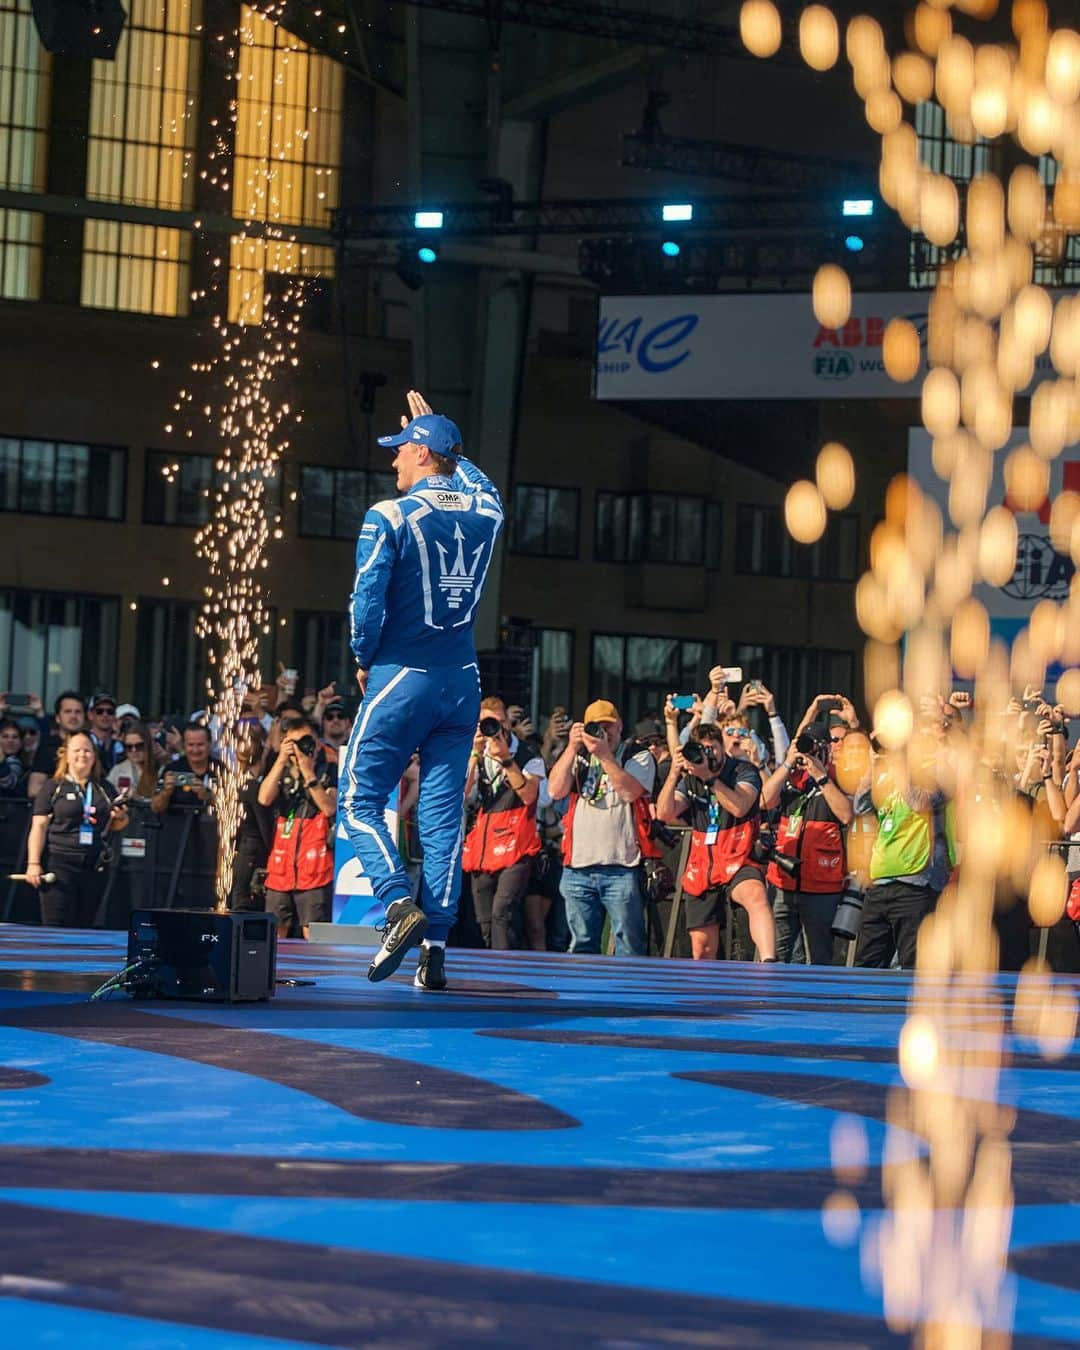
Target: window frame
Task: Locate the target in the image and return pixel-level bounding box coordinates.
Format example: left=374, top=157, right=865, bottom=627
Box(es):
left=594, top=489, right=720, bottom=566
left=731, top=642, right=857, bottom=729
left=0, top=435, right=127, bottom=522
left=588, top=630, right=715, bottom=727
left=143, top=448, right=281, bottom=528
left=733, top=502, right=859, bottom=582
left=297, top=465, right=396, bottom=541
left=509, top=483, right=581, bottom=559
left=0, top=584, right=120, bottom=701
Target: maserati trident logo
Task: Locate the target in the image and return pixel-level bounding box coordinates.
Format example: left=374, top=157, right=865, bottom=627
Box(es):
left=435, top=522, right=484, bottom=609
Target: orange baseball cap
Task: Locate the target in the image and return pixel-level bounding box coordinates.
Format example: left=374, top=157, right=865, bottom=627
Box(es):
left=583, top=699, right=619, bottom=724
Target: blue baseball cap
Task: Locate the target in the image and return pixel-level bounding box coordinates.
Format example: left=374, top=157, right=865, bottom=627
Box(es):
left=377, top=413, right=462, bottom=461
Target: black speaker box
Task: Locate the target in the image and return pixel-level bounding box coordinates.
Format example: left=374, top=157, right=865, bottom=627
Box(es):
left=32, top=0, right=127, bottom=59
left=127, top=909, right=276, bottom=1002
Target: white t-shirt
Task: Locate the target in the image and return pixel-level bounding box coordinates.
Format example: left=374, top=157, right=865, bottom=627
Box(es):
left=567, top=748, right=656, bottom=869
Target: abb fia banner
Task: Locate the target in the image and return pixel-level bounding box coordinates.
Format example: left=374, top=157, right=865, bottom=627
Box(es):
left=907, top=428, right=1079, bottom=675
left=595, top=293, right=1056, bottom=401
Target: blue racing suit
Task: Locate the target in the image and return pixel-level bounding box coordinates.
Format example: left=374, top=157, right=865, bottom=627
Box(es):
left=338, top=457, right=503, bottom=939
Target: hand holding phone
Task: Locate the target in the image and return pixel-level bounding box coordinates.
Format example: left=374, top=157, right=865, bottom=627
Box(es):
left=671, top=694, right=696, bottom=711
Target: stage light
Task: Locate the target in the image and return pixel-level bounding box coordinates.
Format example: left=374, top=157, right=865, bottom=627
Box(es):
left=842, top=199, right=874, bottom=217
left=661, top=203, right=693, bottom=222
left=845, top=234, right=865, bottom=252
left=417, top=245, right=438, bottom=263
left=661, top=240, right=681, bottom=257
left=413, top=210, right=444, bottom=229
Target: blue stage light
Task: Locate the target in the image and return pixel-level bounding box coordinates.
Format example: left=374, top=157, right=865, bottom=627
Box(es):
left=842, top=199, right=874, bottom=217
left=661, top=203, right=693, bottom=222
left=845, top=234, right=865, bottom=252
left=417, top=245, right=438, bottom=263
left=661, top=239, right=681, bottom=257
left=413, top=210, right=444, bottom=229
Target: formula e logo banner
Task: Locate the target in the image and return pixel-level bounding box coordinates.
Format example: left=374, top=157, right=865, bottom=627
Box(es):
left=597, top=291, right=1069, bottom=400
left=908, top=428, right=1078, bottom=673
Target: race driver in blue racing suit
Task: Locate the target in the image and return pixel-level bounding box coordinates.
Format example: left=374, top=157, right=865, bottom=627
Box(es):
left=338, top=389, right=503, bottom=989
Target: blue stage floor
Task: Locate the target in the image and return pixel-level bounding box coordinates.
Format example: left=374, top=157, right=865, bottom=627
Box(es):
left=0, top=924, right=1077, bottom=1348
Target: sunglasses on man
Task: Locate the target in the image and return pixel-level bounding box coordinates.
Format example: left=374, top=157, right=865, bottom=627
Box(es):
left=722, top=725, right=749, bottom=738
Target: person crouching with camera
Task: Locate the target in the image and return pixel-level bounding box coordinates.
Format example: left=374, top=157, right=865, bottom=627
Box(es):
left=257, top=717, right=337, bottom=939
left=656, top=700, right=776, bottom=962
left=462, top=696, right=546, bottom=950
left=760, top=720, right=853, bottom=964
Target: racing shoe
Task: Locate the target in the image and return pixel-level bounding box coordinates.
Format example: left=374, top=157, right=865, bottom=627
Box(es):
left=414, top=944, right=447, bottom=992
left=367, top=898, right=428, bottom=982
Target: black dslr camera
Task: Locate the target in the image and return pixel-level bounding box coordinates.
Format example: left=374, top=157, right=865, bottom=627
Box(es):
left=795, top=727, right=830, bottom=764
left=583, top=720, right=608, bottom=738
left=682, top=739, right=719, bottom=770
left=295, top=734, right=317, bottom=758
left=751, top=826, right=799, bottom=879
left=479, top=716, right=502, bottom=737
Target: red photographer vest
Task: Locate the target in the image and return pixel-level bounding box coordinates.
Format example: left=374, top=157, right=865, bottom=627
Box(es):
left=767, top=776, right=846, bottom=894
left=680, top=758, right=761, bottom=897
left=462, top=741, right=542, bottom=874
left=266, top=813, right=334, bottom=892
left=559, top=746, right=660, bottom=869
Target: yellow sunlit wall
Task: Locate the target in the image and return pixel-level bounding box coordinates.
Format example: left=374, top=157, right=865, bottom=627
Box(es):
left=229, top=5, right=343, bottom=325
left=82, top=0, right=202, bottom=315
left=0, top=0, right=50, bottom=300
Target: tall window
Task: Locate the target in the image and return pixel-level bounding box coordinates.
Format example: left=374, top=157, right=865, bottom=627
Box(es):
left=82, top=0, right=202, bottom=315
left=144, top=449, right=280, bottom=526
left=134, top=596, right=277, bottom=715
left=595, top=492, right=721, bottom=567
left=909, top=101, right=991, bottom=288
left=0, top=0, right=50, bottom=299
left=230, top=5, right=344, bottom=324
left=732, top=643, right=855, bottom=726
left=0, top=589, right=118, bottom=701
left=298, top=466, right=395, bottom=540
left=293, top=609, right=353, bottom=691
left=510, top=485, right=579, bottom=557
left=534, top=628, right=574, bottom=720
left=590, top=633, right=713, bottom=728
left=735, top=504, right=858, bottom=581
left=0, top=436, right=126, bottom=519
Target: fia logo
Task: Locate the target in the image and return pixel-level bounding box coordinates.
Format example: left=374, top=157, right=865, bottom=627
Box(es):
left=436, top=522, right=484, bottom=610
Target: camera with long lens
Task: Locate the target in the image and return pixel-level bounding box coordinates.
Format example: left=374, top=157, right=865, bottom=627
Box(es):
left=751, top=827, right=799, bottom=879
left=479, top=716, right=502, bottom=737
left=795, top=729, right=829, bottom=761
left=295, top=734, right=317, bottom=758
left=583, top=720, right=609, bottom=738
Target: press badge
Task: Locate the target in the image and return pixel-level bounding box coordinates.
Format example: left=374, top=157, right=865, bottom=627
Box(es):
left=79, top=824, right=94, bottom=846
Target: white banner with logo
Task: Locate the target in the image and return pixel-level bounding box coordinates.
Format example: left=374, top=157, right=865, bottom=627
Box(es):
left=907, top=427, right=1079, bottom=675
left=595, top=293, right=1056, bottom=401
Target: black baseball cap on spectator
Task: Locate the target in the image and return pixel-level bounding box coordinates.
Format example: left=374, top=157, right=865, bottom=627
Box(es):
left=633, top=716, right=664, bottom=743
left=88, top=691, right=117, bottom=710
left=324, top=701, right=349, bottom=718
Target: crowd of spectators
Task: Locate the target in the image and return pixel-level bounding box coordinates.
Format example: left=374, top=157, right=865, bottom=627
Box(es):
left=3, top=663, right=1078, bottom=971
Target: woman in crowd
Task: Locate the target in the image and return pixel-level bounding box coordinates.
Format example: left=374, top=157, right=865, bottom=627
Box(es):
left=231, top=723, right=274, bottom=910
left=24, top=730, right=129, bottom=927
left=107, top=720, right=158, bottom=799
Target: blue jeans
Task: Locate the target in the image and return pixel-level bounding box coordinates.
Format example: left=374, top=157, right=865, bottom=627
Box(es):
left=561, top=864, right=647, bottom=956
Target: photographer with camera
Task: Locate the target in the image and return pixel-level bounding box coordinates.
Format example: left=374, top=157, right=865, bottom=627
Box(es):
left=258, top=717, right=337, bottom=938
left=653, top=702, right=772, bottom=966
left=547, top=699, right=658, bottom=956
left=462, top=696, right=546, bottom=950
left=656, top=700, right=776, bottom=962
left=760, top=720, right=853, bottom=964
left=151, top=724, right=218, bottom=814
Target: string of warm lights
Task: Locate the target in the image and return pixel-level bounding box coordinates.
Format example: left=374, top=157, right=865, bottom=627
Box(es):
left=740, top=2, right=1080, bottom=1342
